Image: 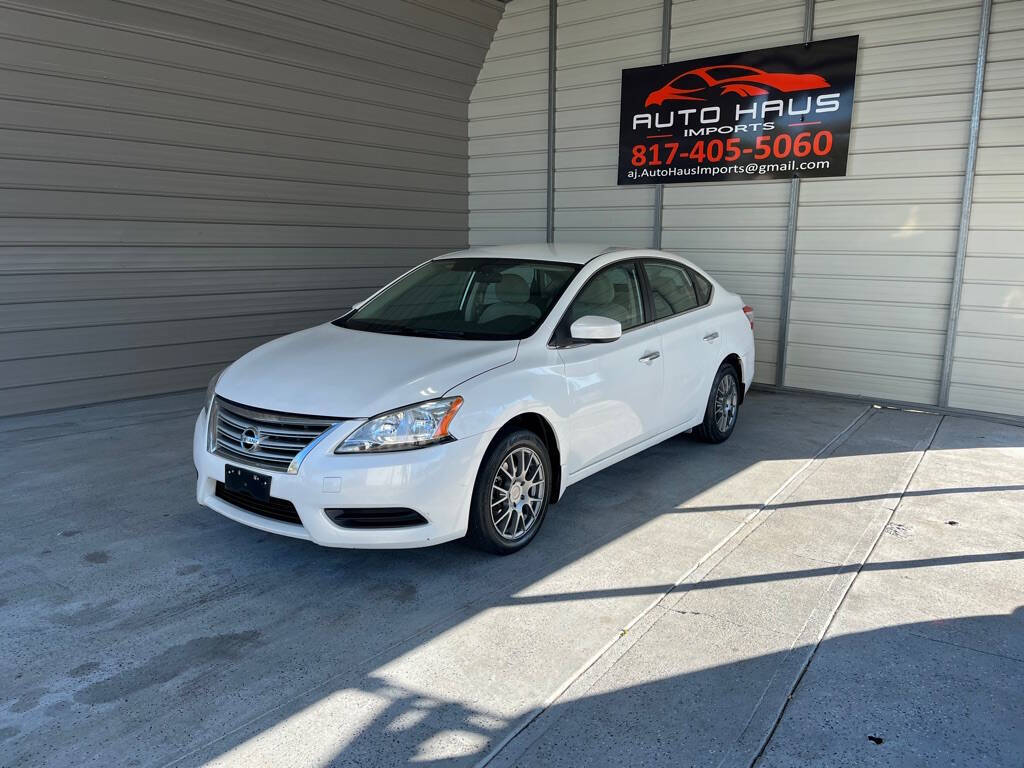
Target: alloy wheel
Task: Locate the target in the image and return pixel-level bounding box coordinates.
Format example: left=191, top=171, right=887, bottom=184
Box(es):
left=714, top=373, right=738, bottom=432
left=490, top=446, right=546, bottom=540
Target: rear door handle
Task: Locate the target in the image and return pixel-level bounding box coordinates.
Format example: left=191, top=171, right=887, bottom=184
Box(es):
left=703, top=332, right=719, bottom=343
left=639, top=351, right=661, bottom=364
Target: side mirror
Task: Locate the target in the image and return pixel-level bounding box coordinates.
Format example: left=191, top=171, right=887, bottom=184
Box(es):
left=570, top=315, right=622, bottom=343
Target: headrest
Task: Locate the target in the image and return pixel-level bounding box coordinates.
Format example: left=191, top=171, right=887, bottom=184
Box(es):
left=583, top=275, right=616, bottom=305
left=495, top=274, right=530, bottom=303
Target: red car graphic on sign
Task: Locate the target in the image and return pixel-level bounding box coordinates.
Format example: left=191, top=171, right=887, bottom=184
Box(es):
left=644, top=65, right=831, bottom=107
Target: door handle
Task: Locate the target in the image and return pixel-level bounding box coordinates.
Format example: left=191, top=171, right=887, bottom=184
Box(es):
left=703, top=332, right=719, bottom=343
left=639, top=351, right=661, bottom=364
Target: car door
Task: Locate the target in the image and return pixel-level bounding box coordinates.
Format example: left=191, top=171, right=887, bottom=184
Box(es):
left=555, top=261, right=664, bottom=474
left=641, top=259, right=718, bottom=428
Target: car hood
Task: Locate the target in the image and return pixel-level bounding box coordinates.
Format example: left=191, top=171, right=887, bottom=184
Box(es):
left=216, top=323, right=518, bottom=417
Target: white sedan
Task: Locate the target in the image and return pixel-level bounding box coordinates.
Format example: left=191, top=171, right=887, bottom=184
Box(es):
left=193, top=244, right=755, bottom=554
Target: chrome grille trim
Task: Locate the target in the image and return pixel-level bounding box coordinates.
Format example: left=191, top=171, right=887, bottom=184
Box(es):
left=208, top=397, right=341, bottom=473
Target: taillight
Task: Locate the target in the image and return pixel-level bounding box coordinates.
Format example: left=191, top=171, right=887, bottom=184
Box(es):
left=742, top=305, right=754, bottom=331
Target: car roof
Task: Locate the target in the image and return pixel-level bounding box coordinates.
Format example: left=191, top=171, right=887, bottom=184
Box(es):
left=436, top=243, right=610, bottom=265
left=435, top=243, right=697, bottom=267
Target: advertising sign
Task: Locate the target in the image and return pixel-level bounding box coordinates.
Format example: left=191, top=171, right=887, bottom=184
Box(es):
left=617, top=36, right=858, bottom=185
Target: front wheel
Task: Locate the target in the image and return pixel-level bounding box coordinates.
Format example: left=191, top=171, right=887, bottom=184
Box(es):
left=466, top=430, right=552, bottom=555
left=694, top=363, right=740, bottom=443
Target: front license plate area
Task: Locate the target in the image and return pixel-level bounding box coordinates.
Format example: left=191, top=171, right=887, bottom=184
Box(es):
left=225, top=464, right=272, bottom=502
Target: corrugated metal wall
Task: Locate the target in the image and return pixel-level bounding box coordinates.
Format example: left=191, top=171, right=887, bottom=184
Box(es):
left=0, top=0, right=502, bottom=416
left=948, top=0, right=1024, bottom=415
left=470, top=0, right=661, bottom=249
left=469, top=0, right=1024, bottom=419
left=551, top=0, right=660, bottom=247
left=787, top=0, right=981, bottom=404
left=663, top=0, right=805, bottom=386
left=469, top=0, right=550, bottom=244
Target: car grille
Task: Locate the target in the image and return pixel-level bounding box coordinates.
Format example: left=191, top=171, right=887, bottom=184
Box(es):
left=215, top=482, right=302, bottom=525
left=210, top=397, right=338, bottom=472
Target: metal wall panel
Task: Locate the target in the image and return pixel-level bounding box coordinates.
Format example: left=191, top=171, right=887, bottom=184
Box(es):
left=0, top=0, right=503, bottom=416
left=948, top=0, right=1024, bottom=416
left=785, top=0, right=982, bottom=403
left=469, top=0, right=550, bottom=245
left=662, top=0, right=805, bottom=385
left=466, top=0, right=1022, bottom=419
left=551, top=0, right=661, bottom=248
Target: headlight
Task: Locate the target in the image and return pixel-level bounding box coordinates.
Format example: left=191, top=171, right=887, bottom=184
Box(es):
left=204, top=368, right=225, bottom=453
left=335, top=397, right=463, bottom=453
left=204, top=368, right=224, bottom=415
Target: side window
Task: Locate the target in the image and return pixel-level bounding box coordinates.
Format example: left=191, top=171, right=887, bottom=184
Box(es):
left=643, top=261, right=699, bottom=319
left=565, top=262, right=645, bottom=331
left=688, top=268, right=713, bottom=306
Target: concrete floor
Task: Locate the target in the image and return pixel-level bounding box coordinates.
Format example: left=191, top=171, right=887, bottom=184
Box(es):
left=1, top=390, right=1021, bottom=767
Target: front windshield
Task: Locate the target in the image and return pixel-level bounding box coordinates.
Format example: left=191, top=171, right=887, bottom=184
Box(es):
left=336, top=258, right=579, bottom=340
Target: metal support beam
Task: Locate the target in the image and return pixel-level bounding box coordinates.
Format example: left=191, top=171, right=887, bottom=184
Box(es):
left=545, top=0, right=556, bottom=243
left=775, top=178, right=801, bottom=387
left=938, top=0, right=992, bottom=407
left=774, top=0, right=816, bottom=388
left=651, top=0, right=672, bottom=249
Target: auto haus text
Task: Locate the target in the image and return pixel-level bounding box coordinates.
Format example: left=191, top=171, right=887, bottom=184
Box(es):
left=631, top=92, right=841, bottom=136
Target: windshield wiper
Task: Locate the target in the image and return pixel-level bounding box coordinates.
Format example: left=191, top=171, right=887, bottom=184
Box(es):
left=400, top=327, right=470, bottom=339
left=348, top=321, right=470, bottom=339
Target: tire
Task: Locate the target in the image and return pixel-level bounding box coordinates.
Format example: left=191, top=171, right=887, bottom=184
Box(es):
left=694, top=362, right=741, bottom=444
left=466, top=429, right=552, bottom=555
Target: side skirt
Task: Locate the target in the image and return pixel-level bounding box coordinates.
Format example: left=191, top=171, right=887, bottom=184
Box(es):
left=560, top=417, right=703, bottom=495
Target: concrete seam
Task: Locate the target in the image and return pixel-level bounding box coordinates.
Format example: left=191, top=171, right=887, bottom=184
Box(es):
left=902, top=630, right=1024, bottom=664
left=752, top=383, right=1024, bottom=430
left=747, top=414, right=945, bottom=767
left=161, top=481, right=720, bottom=766
left=483, top=603, right=674, bottom=767
left=665, top=606, right=795, bottom=639
left=476, top=404, right=873, bottom=767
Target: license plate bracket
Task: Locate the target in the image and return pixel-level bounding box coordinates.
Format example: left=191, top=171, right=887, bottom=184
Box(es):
left=225, top=464, right=272, bottom=502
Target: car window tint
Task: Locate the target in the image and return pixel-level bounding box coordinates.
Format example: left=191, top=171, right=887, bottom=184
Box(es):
left=566, top=262, right=644, bottom=330
left=342, top=258, right=577, bottom=340
left=478, top=263, right=535, bottom=305
left=367, top=262, right=469, bottom=322
left=643, top=261, right=699, bottom=319
left=688, top=268, right=713, bottom=306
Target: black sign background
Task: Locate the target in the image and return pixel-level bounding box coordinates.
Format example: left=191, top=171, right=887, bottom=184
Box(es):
left=617, top=36, right=858, bottom=185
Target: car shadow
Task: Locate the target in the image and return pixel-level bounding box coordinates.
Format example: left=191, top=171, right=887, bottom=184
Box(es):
left=330, top=607, right=1024, bottom=767
left=2, top=390, right=1022, bottom=766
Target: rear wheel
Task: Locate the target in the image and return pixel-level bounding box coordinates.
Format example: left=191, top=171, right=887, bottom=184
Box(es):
left=467, top=430, right=551, bottom=555
left=694, top=362, right=740, bottom=443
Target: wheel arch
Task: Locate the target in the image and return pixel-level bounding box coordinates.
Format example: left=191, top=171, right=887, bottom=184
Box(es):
left=487, top=411, right=564, bottom=504
left=721, top=353, right=745, bottom=404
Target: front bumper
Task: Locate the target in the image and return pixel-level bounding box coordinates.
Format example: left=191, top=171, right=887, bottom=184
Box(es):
left=192, top=411, right=491, bottom=548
